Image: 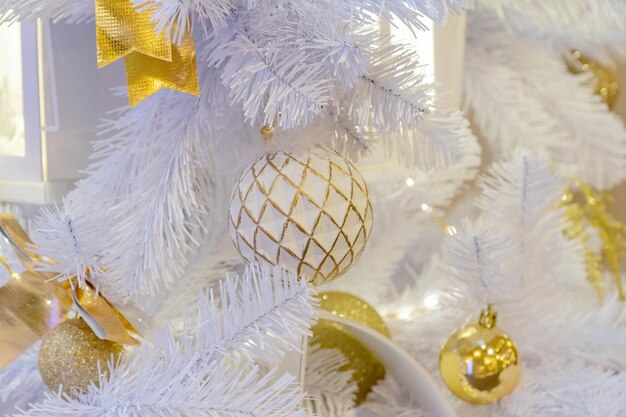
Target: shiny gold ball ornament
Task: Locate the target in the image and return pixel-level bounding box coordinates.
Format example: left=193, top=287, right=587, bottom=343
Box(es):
left=229, top=147, right=373, bottom=285
left=439, top=306, right=520, bottom=405
left=568, top=50, right=620, bottom=109
left=318, top=291, right=391, bottom=337
left=311, top=291, right=390, bottom=405
left=38, top=318, right=124, bottom=393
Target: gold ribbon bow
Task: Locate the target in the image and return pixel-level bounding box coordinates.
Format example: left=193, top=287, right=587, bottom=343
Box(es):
left=95, top=0, right=199, bottom=106
left=0, top=214, right=138, bottom=368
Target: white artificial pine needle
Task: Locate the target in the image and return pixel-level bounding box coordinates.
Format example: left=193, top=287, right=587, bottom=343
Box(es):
left=1, top=0, right=626, bottom=416
left=363, top=376, right=432, bottom=417
left=303, top=346, right=357, bottom=417
left=465, top=10, right=626, bottom=190
left=14, top=264, right=315, bottom=417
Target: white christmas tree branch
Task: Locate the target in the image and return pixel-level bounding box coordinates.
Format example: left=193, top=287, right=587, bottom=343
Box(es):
left=0, top=0, right=93, bottom=23
left=236, top=1, right=375, bottom=92
left=29, top=65, right=233, bottom=301
left=442, top=218, right=518, bottom=302
left=134, top=0, right=234, bottom=42
left=356, top=0, right=469, bottom=31
left=346, top=43, right=431, bottom=133
left=15, top=265, right=315, bottom=417
left=30, top=196, right=107, bottom=287
left=474, top=153, right=626, bottom=370
left=476, top=152, right=569, bottom=281
left=340, top=40, right=478, bottom=170
left=15, top=357, right=305, bottom=417
left=465, top=11, right=626, bottom=189
left=191, top=264, right=317, bottom=364
left=497, top=360, right=626, bottom=417
left=362, top=376, right=432, bottom=417
left=0, top=345, right=44, bottom=415
left=383, top=109, right=477, bottom=170
left=153, top=234, right=242, bottom=325
left=203, top=22, right=333, bottom=129
left=303, top=346, right=357, bottom=417
left=476, top=0, right=626, bottom=40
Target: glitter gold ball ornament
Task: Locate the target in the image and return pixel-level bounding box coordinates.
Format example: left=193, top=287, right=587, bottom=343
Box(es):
left=38, top=318, right=124, bottom=393
left=568, top=50, right=620, bottom=109
left=439, top=306, right=520, bottom=405
left=311, top=291, right=390, bottom=405
left=229, top=147, right=373, bottom=285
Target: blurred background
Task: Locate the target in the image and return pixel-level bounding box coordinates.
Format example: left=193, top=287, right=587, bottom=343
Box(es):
left=1, top=18, right=625, bottom=218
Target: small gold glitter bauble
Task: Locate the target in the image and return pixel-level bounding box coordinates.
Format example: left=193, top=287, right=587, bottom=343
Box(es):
left=439, top=306, right=521, bottom=405
left=38, top=318, right=124, bottom=393
left=229, top=147, right=373, bottom=285
left=310, top=291, right=390, bottom=405
left=568, top=50, right=620, bottom=109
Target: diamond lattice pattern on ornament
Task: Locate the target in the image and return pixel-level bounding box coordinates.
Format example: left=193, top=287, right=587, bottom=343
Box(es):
left=229, top=148, right=373, bottom=285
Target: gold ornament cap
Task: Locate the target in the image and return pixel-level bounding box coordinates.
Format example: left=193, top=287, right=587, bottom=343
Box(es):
left=311, top=292, right=390, bottom=405
left=38, top=318, right=124, bottom=394
left=439, top=305, right=520, bottom=405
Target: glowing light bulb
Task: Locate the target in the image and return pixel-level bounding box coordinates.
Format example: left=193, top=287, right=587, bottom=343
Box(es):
left=424, top=292, right=440, bottom=309
left=397, top=307, right=413, bottom=320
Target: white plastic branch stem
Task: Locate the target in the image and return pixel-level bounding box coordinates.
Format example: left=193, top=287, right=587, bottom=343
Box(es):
left=278, top=335, right=309, bottom=392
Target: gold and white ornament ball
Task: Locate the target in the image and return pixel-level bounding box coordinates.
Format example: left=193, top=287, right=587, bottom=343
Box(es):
left=229, top=146, right=373, bottom=285
left=38, top=318, right=124, bottom=393
left=439, top=305, right=520, bottom=405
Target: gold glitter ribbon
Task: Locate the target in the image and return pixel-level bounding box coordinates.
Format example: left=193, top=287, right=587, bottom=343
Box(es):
left=0, top=267, right=67, bottom=367
left=95, top=0, right=199, bottom=106
left=561, top=182, right=626, bottom=301
left=567, top=50, right=620, bottom=110
left=0, top=214, right=138, bottom=367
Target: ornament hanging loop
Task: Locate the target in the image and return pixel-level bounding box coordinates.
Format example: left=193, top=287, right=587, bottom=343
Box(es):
left=478, top=304, right=497, bottom=329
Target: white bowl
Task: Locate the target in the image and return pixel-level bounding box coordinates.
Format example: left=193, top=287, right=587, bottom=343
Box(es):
left=320, top=311, right=458, bottom=417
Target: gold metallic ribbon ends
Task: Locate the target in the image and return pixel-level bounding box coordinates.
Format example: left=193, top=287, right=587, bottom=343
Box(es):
left=0, top=214, right=138, bottom=368
left=95, top=0, right=199, bottom=106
